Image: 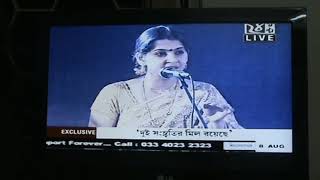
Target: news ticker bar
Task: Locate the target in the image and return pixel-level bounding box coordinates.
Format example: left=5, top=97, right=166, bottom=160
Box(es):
left=46, top=127, right=292, bottom=153
left=46, top=138, right=256, bottom=152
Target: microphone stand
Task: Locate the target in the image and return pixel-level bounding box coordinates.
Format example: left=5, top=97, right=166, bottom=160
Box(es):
left=177, top=76, right=208, bottom=129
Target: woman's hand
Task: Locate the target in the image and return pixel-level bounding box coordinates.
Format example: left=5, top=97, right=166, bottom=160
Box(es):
left=202, top=104, right=231, bottom=122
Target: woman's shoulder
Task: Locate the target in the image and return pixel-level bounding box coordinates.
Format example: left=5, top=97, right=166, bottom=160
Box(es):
left=123, top=77, right=143, bottom=87
left=100, top=77, right=142, bottom=92
left=188, top=80, right=218, bottom=92
left=100, top=81, right=125, bottom=91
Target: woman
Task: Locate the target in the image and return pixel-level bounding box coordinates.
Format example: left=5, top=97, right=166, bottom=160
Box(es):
left=88, top=25, right=243, bottom=129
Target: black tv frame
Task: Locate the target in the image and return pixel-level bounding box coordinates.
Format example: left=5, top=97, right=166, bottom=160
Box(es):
left=10, top=8, right=308, bottom=180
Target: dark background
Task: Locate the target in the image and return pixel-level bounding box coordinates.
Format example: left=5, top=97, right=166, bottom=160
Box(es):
left=2, top=0, right=317, bottom=180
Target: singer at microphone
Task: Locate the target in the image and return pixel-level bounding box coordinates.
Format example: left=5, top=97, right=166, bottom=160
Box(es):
left=89, top=25, right=243, bottom=129
left=160, top=67, right=190, bottom=79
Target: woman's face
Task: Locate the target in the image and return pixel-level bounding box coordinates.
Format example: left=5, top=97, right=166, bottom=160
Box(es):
left=141, top=39, right=188, bottom=78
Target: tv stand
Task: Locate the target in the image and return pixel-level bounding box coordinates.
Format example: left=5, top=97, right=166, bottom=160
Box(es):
left=156, top=174, right=174, bottom=180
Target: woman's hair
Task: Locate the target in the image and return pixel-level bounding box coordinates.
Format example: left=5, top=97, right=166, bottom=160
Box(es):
left=132, top=25, right=189, bottom=76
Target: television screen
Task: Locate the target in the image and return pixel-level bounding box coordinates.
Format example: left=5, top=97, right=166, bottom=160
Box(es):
left=10, top=8, right=305, bottom=179
left=46, top=22, right=293, bottom=153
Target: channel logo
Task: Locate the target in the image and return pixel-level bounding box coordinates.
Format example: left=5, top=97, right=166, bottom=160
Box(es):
left=244, top=23, right=276, bottom=42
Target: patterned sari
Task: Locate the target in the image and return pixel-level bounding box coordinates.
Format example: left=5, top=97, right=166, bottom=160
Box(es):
left=90, top=77, right=243, bottom=129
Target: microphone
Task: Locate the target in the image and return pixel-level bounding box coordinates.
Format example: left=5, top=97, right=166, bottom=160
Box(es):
left=160, top=67, right=190, bottom=79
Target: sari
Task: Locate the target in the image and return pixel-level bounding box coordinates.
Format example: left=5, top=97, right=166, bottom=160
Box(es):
left=90, top=77, right=243, bottom=129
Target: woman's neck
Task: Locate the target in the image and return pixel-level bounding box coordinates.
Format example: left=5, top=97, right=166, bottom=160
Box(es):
left=143, top=73, right=177, bottom=91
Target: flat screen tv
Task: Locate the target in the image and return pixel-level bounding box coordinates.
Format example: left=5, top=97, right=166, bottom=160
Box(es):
left=11, top=8, right=308, bottom=180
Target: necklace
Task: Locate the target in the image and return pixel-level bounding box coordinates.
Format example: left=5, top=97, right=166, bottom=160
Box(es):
left=142, top=79, right=178, bottom=127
